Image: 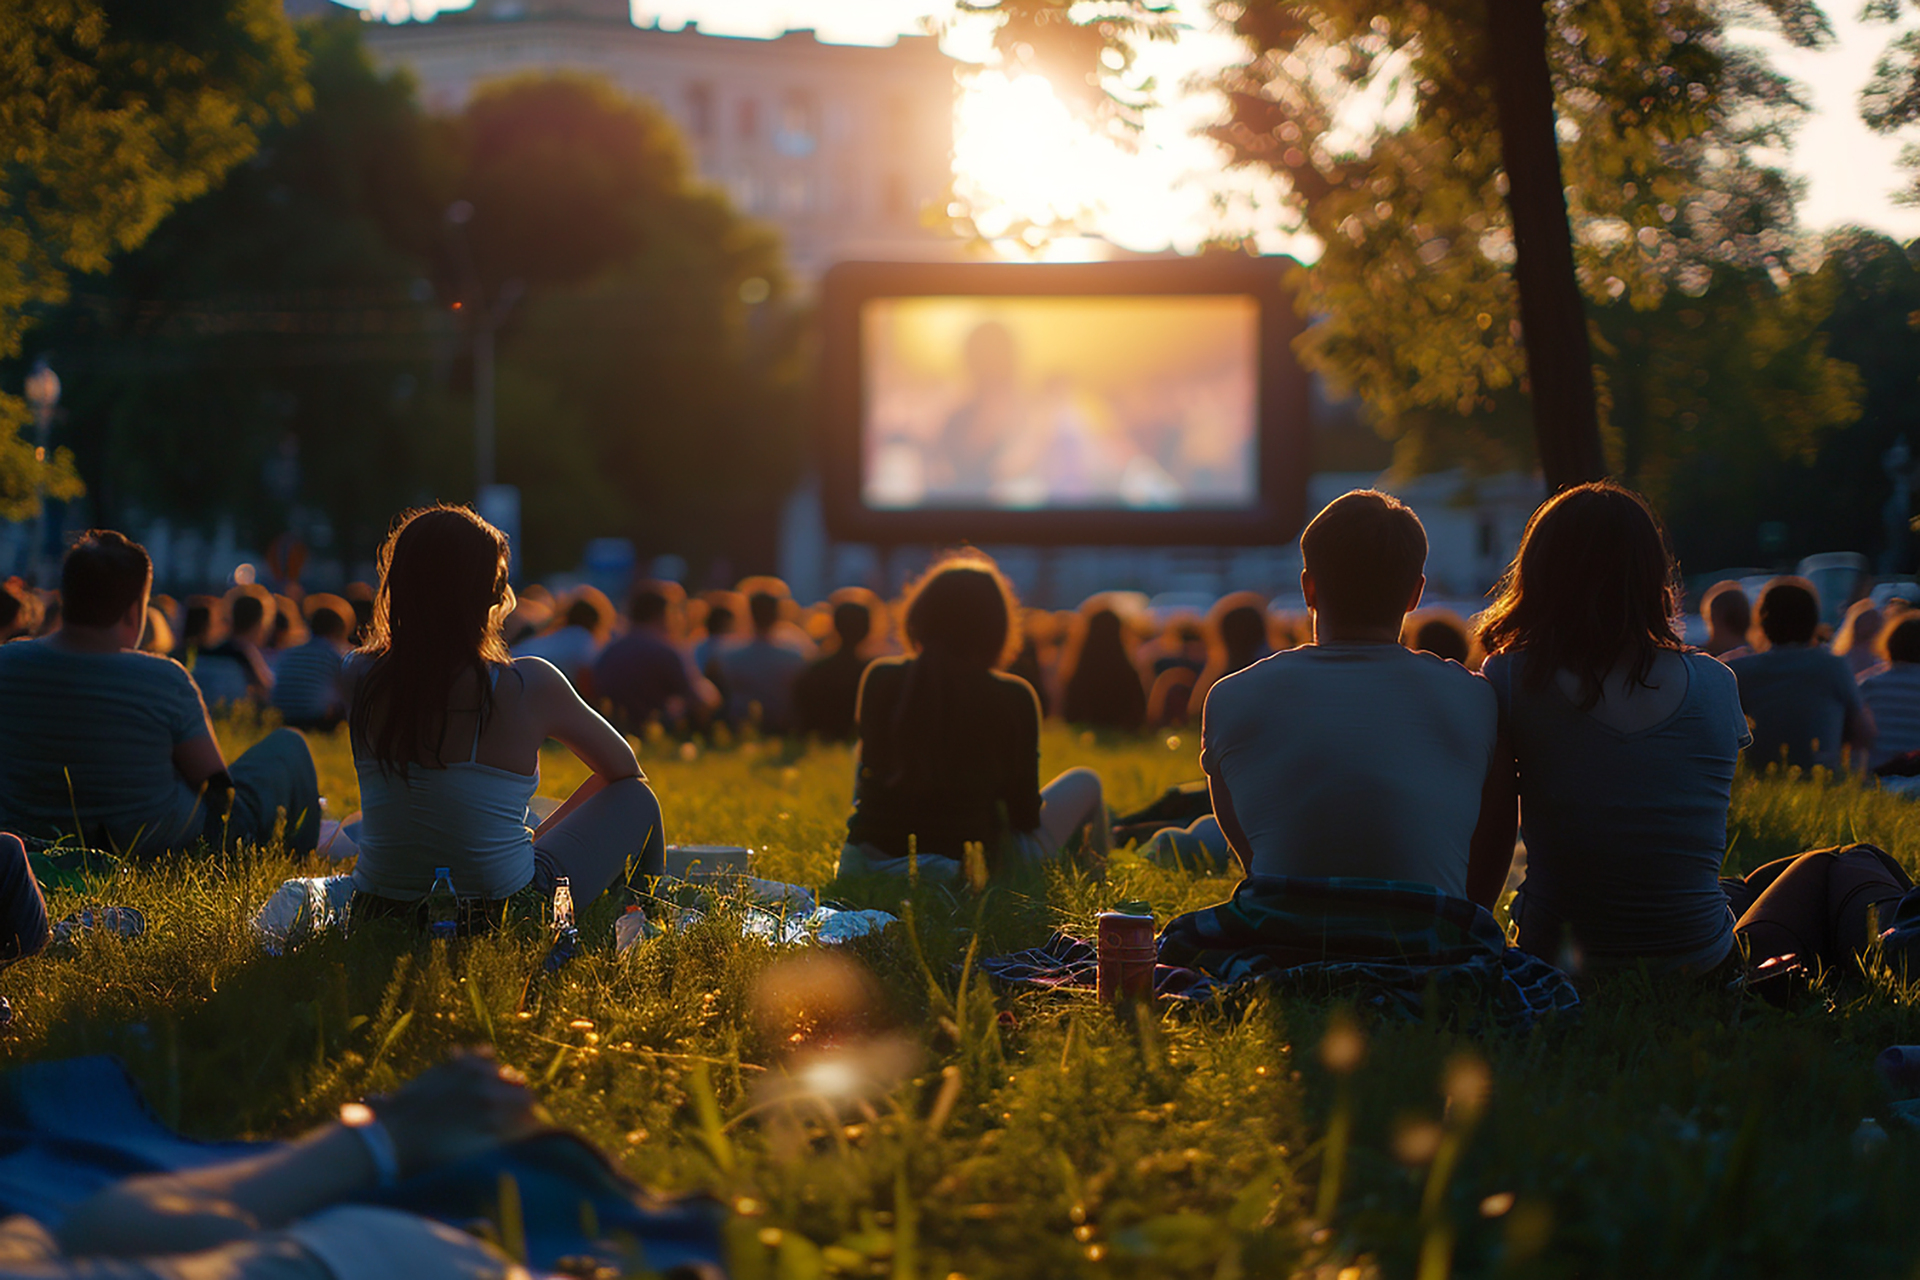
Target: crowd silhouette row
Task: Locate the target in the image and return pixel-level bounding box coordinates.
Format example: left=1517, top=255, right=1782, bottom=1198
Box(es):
left=0, top=484, right=1916, bottom=993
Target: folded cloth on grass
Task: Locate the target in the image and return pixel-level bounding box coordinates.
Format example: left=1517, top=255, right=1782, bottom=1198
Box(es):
left=0, top=1055, right=725, bottom=1277
left=979, top=875, right=1581, bottom=1030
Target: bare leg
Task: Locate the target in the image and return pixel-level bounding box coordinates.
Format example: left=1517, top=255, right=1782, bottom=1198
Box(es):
left=1039, top=767, right=1111, bottom=861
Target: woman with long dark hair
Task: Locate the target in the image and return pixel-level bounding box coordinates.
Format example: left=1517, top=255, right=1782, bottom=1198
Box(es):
left=346, top=506, right=664, bottom=922
left=1478, top=481, right=1910, bottom=977
left=1058, top=599, right=1147, bottom=731
left=837, top=552, right=1110, bottom=885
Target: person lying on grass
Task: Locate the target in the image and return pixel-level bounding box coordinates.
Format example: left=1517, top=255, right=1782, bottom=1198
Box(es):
left=0, top=1050, right=536, bottom=1279
left=1195, top=490, right=1513, bottom=907
left=1477, top=481, right=1912, bottom=979
left=342, top=505, right=665, bottom=931
left=837, top=551, right=1111, bottom=888
left=0, top=530, right=320, bottom=859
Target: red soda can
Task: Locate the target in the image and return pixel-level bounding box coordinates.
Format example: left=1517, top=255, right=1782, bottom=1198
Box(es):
left=1097, top=902, right=1157, bottom=1002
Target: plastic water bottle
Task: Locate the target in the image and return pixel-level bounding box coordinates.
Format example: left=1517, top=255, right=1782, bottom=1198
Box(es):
left=426, top=867, right=459, bottom=939
left=551, top=876, right=575, bottom=934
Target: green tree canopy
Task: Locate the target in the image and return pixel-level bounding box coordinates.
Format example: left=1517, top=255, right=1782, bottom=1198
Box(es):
left=1, top=0, right=308, bottom=517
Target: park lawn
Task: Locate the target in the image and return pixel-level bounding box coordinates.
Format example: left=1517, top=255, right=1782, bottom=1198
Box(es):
left=6, top=717, right=1920, bottom=1279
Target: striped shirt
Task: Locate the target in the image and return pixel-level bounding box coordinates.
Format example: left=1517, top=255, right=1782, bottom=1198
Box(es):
left=1860, top=663, right=1920, bottom=771
left=270, top=637, right=346, bottom=724
left=0, top=639, right=210, bottom=852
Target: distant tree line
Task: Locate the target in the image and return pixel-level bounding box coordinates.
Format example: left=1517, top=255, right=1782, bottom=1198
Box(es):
left=11, top=14, right=805, bottom=579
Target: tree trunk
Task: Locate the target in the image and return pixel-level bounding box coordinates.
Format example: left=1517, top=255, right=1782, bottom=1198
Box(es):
left=1484, top=0, right=1608, bottom=491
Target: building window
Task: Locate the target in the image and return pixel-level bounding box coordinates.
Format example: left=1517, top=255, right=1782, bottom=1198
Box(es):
left=685, top=82, right=713, bottom=140
left=736, top=97, right=760, bottom=143
left=776, top=91, right=817, bottom=157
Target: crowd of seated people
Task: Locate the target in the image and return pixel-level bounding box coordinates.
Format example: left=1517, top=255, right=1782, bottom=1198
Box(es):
left=4, top=478, right=1920, bottom=993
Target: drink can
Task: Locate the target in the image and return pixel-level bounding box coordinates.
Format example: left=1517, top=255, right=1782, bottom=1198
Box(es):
left=1096, top=902, right=1156, bottom=1003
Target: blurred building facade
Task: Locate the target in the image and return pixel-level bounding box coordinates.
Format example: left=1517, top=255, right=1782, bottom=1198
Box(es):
left=344, top=0, right=960, bottom=280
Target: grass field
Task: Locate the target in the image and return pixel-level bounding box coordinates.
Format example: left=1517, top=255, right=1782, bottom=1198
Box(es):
left=8, top=716, right=1920, bottom=1278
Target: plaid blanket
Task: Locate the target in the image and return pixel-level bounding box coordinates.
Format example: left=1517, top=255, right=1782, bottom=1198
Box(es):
left=980, top=875, right=1581, bottom=1029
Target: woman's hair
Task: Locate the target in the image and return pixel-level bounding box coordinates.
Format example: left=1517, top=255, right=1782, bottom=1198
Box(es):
left=1475, top=481, right=1683, bottom=708
left=884, top=552, right=1022, bottom=789
left=351, top=505, right=514, bottom=776
left=1059, top=600, right=1146, bottom=728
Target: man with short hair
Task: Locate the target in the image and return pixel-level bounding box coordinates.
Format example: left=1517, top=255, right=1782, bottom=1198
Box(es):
left=591, top=581, right=718, bottom=731
left=0, top=531, right=320, bottom=856
left=1199, top=490, right=1509, bottom=905
left=270, top=596, right=352, bottom=730
left=1728, top=577, right=1875, bottom=772
left=1700, top=580, right=1753, bottom=659
left=1861, top=614, right=1920, bottom=770
left=715, top=591, right=810, bottom=734
left=195, top=589, right=275, bottom=707
left=793, top=596, right=877, bottom=740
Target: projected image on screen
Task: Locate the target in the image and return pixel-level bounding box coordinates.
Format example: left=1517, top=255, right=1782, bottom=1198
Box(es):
left=861, top=295, right=1259, bottom=511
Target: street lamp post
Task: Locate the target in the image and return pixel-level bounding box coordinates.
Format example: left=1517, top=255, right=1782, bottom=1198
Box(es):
left=21, top=359, right=61, bottom=584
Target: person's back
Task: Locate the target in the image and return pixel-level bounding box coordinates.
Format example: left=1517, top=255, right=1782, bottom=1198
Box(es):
left=1861, top=614, right=1920, bottom=769
left=849, top=657, right=1041, bottom=860
left=592, top=584, right=695, bottom=730
left=0, top=533, right=214, bottom=854
left=1205, top=645, right=1494, bottom=896
left=794, top=600, right=874, bottom=740
left=718, top=593, right=808, bottom=732
left=1484, top=647, right=1746, bottom=962
left=1727, top=578, right=1869, bottom=772
left=1478, top=482, right=1752, bottom=971
left=1061, top=607, right=1146, bottom=731
left=196, top=591, right=274, bottom=708
left=1201, top=492, right=1499, bottom=901
left=270, top=597, right=350, bottom=728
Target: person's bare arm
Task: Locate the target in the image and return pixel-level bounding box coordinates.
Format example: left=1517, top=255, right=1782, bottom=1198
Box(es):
left=1466, top=726, right=1519, bottom=909
left=520, top=657, right=641, bottom=782
left=55, top=1052, right=539, bottom=1259
left=172, top=722, right=228, bottom=792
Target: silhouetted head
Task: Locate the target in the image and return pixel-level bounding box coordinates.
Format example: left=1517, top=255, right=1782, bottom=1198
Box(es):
left=306, top=595, right=351, bottom=642
left=629, top=580, right=681, bottom=629
left=61, top=530, right=151, bottom=629
left=1701, top=580, right=1751, bottom=651
left=1885, top=615, right=1920, bottom=666
left=1413, top=614, right=1471, bottom=664
left=901, top=552, right=1020, bottom=672
left=832, top=600, right=873, bottom=649
left=749, top=591, right=782, bottom=636
left=228, top=589, right=270, bottom=641
left=1477, top=480, right=1682, bottom=707
left=1218, top=605, right=1267, bottom=665
left=1757, top=578, right=1820, bottom=647
left=1300, top=490, right=1427, bottom=633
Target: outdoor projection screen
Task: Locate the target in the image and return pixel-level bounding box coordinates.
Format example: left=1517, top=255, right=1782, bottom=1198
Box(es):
left=819, top=258, right=1310, bottom=546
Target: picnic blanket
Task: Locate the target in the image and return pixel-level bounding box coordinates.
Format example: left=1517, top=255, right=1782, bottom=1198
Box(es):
left=980, top=874, right=1582, bottom=1029
left=0, top=1055, right=726, bottom=1277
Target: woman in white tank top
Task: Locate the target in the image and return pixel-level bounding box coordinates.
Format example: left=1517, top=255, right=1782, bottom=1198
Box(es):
left=344, top=505, right=664, bottom=915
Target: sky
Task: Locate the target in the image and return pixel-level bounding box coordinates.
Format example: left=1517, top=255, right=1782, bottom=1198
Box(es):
left=349, top=0, right=1920, bottom=249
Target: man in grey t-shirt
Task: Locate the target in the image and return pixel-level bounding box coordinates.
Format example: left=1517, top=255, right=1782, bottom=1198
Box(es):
left=1726, top=577, right=1875, bottom=773
left=0, top=531, right=320, bottom=856
left=1200, top=491, right=1510, bottom=906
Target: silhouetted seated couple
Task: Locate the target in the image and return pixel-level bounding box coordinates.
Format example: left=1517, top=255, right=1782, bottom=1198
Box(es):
left=1185, top=485, right=1909, bottom=983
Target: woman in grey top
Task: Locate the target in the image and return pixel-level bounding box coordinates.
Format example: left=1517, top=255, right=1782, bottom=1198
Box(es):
left=1477, top=482, right=1910, bottom=978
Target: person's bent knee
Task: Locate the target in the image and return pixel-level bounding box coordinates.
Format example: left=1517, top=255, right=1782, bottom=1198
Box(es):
left=606, top=775, right=666, bottom=873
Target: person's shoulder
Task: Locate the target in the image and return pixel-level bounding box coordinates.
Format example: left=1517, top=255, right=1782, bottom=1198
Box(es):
left=509, top=654, right=570, bottom=694
left=1683, top=648, right=1742, bottom=696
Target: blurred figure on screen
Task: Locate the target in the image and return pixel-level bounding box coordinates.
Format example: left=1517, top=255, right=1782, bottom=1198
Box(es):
left=932, top=321, right=1027, bottom=501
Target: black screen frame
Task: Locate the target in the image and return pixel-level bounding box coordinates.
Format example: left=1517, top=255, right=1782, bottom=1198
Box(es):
left=818, top=257, right=1311, bottom=547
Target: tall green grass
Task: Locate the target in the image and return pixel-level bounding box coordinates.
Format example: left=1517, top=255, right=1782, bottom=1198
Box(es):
left=6, top=720, right=1920, bottom=1278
